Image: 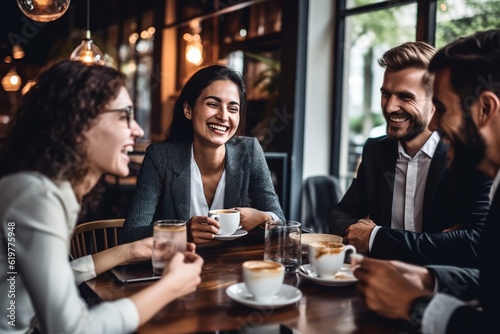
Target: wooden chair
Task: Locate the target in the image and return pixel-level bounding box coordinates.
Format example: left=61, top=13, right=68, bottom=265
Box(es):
left=70, top=218, right=125, bottom=259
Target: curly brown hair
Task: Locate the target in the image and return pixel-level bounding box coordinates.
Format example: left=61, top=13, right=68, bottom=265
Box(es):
left=0, top=60, right=126, bottom=187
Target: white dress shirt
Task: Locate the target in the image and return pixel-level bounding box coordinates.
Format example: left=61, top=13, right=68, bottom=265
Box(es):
left=0, top=172, right=139, bottom=334
left=392, top=131, right=440, bottom=232
left=369, top=132, right=440, bottom=250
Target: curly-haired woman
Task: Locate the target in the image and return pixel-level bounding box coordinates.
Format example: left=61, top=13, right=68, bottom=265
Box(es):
left=0, top=60, right=203, bottom=334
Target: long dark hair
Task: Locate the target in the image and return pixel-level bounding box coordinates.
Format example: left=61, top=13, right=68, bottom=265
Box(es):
left=0, top=60, right=126, bottom=186
left=166, top=64, right=247, bottom=141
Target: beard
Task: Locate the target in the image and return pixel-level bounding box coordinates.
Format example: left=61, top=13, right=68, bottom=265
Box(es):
left=448, top=114, right=486, bottom=178
left=384, top=111, right=429, bottom=142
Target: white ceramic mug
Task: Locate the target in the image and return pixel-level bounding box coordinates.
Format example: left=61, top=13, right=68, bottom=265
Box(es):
left=308, top=241, right=356, bottom=279
left=208, top=209, right=240, bottom=236
left=242, top=260, right=284, bottom=302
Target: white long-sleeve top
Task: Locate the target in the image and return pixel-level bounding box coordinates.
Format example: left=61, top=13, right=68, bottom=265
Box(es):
left=0, top=172, right=139, bottom=334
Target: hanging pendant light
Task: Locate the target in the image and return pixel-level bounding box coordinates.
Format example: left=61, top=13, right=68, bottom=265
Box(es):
left=69, top=0, right=104, bottom=65
left=17, top=0, right=71, bottom=22
left=70, top=30, right=104, bottom=65
left=2, top=68, right=22, bottom=92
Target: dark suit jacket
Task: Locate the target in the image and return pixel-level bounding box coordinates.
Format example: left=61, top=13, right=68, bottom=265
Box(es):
left=445, top=186, right=500, bottom=333
left=426, top=265, right=479, bottom=301
left=330, top=135, right=491, bottom=267
left=122, top=136, right=285, bottom=243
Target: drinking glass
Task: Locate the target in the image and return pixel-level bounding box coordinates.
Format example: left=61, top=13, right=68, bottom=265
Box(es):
left=264, top=220, right=302, bottom=272
left=152, top=219, right=187, bottom=275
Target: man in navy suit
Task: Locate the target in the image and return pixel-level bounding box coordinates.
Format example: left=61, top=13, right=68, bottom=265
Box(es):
left=330, top=41, right=491, bottom=267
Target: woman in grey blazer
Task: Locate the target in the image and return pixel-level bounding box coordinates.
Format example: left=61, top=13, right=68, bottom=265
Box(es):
left=123, top=65, right=285, bottom=244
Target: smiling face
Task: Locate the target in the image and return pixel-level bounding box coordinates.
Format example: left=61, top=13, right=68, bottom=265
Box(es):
left=185, top=79, right=241, bottom=148
left=381, top=68, right=434, bottom=143
left=84, top=86, right=144, bottom=178
left=429, top=68, right=486, bottom=176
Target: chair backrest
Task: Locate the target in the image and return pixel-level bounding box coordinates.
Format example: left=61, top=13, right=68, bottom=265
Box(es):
left=303, top=175, right=343, bottom=233
left=70, top=218, right=125, bottom=259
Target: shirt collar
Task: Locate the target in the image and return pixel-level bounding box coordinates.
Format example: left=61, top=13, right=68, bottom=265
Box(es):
left=397, top=131, right=441, bottom=159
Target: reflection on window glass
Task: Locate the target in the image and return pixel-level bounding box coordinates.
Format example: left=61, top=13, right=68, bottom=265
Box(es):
left=436, top=0, right=500, bottom=48
left=340, top=3, right=417, bottom=189
left=227, top=50, right=244, bottom=74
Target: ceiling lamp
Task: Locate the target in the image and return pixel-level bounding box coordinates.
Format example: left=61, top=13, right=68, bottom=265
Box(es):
left=17, top=0, right=71, bottom=22
left=184, top=33, right=203, bottom=66
left=2, top=69, right=22, bottom=92
left=69, top=0, right=104, bottom=65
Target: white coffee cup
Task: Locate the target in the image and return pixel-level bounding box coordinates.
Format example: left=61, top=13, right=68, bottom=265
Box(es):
left=308, top=241, right=356, bottom=279
left=242, top=260, right=284, bottom=302
left=208, top=209, right=240, bottom=236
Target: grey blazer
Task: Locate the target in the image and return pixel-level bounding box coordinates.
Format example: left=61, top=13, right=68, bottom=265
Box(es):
left=122, top=136, right=285, bottom=242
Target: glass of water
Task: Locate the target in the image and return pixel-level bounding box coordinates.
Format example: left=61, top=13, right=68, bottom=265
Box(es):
left=152, top=220, right=187, bottom=275
left=264, top=220, right=302, bottom=272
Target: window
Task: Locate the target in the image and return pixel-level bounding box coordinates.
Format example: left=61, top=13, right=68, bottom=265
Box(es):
left=435, top=0, right=500, bottom=48
left=118, top=11, right=155, bottom=144
left=333, top=0, right=500, bottom=190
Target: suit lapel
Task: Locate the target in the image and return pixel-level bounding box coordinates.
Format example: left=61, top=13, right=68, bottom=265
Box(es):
left=224, top=140, right=244, bottom=208
left=422, top=139, right=448, bottom=227
left=170, top=143, right=192, bottom=220
left=381, top=140, right=397, bottom=225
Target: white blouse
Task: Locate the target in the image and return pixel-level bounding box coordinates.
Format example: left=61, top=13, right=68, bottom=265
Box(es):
left=188, top=146, right=279, bottom=221
left=0, top=172, right=139, bottom=334
left=190, top=146, right=226, bottom=217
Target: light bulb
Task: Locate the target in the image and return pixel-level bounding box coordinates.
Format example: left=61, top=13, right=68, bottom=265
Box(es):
left=186, top=43, right=203, bottom=66
left=16, top=0, right=71, bottom=22
left=70, top=31, right=105, bottom=65
left=10, top=76, right=20, bottom=85
left=2, top=69, right=22, bottom=92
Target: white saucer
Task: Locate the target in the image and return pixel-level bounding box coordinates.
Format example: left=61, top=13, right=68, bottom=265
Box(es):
left=226, top=283, right=302, bottom=309
left=298, top=264, right=357, bottom=286
left=214, top=229, right=248, bottom=241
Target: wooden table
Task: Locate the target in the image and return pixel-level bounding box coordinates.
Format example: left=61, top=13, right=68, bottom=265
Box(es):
left=83, top=231, right=418, bottom=333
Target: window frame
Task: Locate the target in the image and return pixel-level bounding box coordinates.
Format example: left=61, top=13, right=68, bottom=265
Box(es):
left=330, top=0, right=437, bottom=178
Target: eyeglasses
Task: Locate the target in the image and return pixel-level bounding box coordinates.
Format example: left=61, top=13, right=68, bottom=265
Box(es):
left=103, top=106, right=134, bottom=128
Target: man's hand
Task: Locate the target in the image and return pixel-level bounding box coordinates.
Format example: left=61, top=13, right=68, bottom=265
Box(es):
left=344, top=219, right=376, bottom=254
left=442, top=223, right=464, bottom=232
left=388, top=260, right=435, bottom=292
left=353, top=256, right=431, bottom=320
